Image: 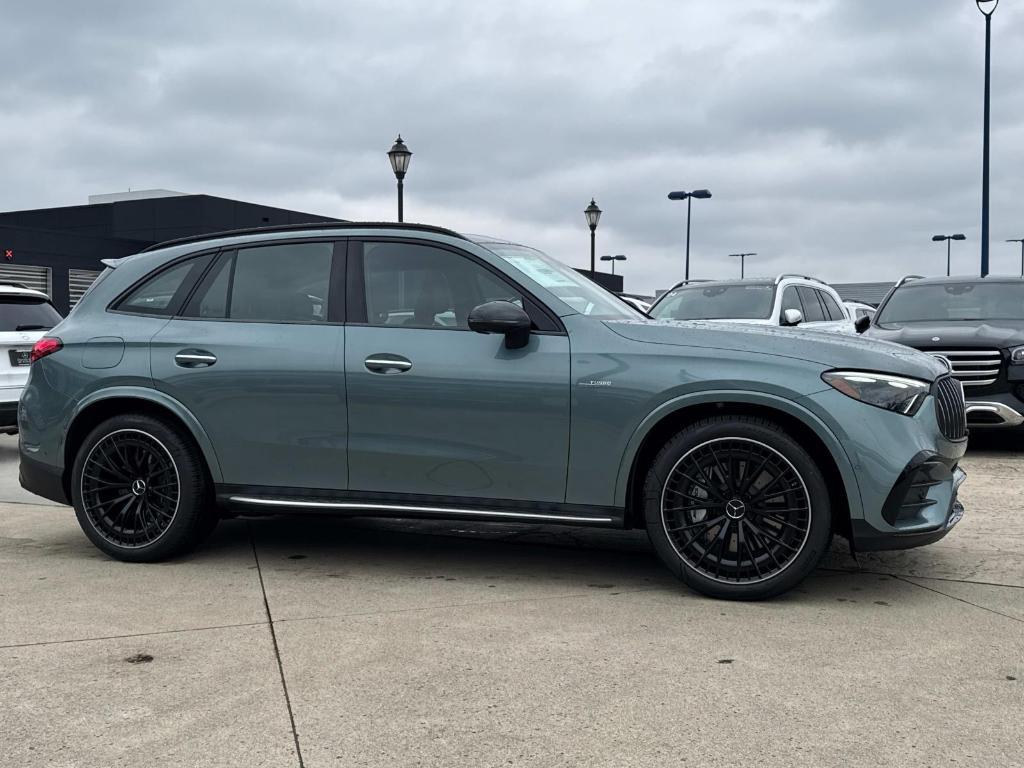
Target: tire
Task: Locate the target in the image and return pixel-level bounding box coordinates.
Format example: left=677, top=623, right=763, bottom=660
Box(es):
left=643, top=416, right=831, bottom=600
left=71, top=413, right=212, bottom=562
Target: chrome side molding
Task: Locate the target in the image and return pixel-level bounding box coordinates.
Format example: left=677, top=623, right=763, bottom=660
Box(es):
left=227, top=496, right=614, bottom=524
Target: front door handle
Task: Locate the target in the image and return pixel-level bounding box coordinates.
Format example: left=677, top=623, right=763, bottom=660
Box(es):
left=174, top=349, right=217, bottom=368
left=365, top=354, right=412, bottom=374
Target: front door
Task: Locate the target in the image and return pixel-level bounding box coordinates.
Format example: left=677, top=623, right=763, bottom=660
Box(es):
left=344, top=239, right=570, bottom=503
left=151, top=240, right=348, bottom=490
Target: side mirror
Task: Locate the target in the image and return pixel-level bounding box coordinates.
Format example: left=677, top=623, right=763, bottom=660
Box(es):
left=468, top=301, right=531, bottom=349
left=854, top=315, right=871, bottom=334
left=781, top=308, right=803, bottom=327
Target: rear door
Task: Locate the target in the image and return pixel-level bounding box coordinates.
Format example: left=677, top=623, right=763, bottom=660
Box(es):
left=150, top=240, right=348, bottom=491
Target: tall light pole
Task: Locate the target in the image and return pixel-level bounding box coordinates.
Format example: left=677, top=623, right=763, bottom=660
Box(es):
left=728, top=252, right=756, bottom=279
left=668, top=189, right=712, bottom=281
left=600, top=254, right=627, bottom=275
left=1008, top=238, right=1024, bottom=277
left=387, top=135, right=412, bottom=222
left=584, top=199, right=602, bottom=274
left=977, top=0, right=999, bottom=277
left=932, top=234, right=966, bottom=276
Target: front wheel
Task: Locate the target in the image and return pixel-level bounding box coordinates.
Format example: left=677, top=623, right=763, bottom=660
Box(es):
left=643, top=416, right=831, bottom=600
left=71, top=414, right=213, bottom=562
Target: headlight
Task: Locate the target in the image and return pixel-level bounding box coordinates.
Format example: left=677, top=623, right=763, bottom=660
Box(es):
left=821, top=370, right=930, bottom=416
left=1010, top=345, right=1024, bottom=365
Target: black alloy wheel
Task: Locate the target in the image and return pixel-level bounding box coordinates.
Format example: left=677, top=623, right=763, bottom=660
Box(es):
left=644, top=416, right=831, bottom=600
left=72, top=414, right=213, bottom=561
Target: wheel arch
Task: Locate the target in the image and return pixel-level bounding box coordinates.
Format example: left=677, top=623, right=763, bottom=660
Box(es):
left=618, top=392, right=862, bottom=540
left=63, top=388, right=223, bottom=499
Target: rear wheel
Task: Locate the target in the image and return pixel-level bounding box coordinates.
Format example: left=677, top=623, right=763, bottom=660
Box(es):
left=644, top=416, right=831, bottom=600
left=71, top=414, right=213, bottom=562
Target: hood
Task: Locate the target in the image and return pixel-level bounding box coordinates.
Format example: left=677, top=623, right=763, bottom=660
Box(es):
left=605, top=319, right=946, bottom=381
left=868, top=319, right=1024, bottom=350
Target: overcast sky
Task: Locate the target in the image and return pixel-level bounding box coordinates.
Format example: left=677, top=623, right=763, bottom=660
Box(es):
left=2, top=0, right=1023, bottom=294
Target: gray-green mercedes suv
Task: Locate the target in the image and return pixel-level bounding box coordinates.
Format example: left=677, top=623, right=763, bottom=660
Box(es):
left=19, top=223, right=968, bottom=600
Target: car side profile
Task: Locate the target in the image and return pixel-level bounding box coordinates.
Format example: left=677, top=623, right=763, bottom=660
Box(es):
left=20, top=223, right=968, bottom=600
left=648, top=275, right=855, bottom=334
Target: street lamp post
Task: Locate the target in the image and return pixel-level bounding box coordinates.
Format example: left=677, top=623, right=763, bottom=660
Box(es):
left=584, top=199, right=602, bottom=274
left=977, top=0, right=999, bottom=277
left=668, top=189, right=712, bottom=281
left=1008, top=238, right=1024, bottom=277
left=600, top=254, right=627, bottom=275
left=932, top=234, right=967, bottom=276
left=387, top=135, right=412, bottom=222
left=728, top=252, right=756, bottom=279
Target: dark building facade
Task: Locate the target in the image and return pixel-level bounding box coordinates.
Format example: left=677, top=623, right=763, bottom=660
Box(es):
left=0, top=191, right=339, bottom=313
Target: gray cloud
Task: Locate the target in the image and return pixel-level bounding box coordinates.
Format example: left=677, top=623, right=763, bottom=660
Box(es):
left=1, top=0, right=1022, bottom=293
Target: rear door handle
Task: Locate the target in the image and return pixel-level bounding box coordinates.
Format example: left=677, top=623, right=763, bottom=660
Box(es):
left=365, top=354, right=412, bottom=374
left=174, top=349, right=217, bottom=368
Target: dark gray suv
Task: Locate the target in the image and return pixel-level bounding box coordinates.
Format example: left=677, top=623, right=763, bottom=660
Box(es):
left=19, top=223, right=968, bottom=600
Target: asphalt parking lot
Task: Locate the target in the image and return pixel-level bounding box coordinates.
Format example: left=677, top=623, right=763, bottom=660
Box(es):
left=1, top=434, right=1020, bottom=767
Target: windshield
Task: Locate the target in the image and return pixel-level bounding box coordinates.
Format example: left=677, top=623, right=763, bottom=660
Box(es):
left=877, top=282, right=1024, bottom=323
left=649, top=283, right=775, bottom=321
left=0, top=297, right=62, bottom=331
left=475, top=240, right=639, bottom=320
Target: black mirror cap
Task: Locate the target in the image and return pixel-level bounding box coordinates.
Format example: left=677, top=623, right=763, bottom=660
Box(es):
left=467, top=301, right=532, bottom=349
left=854, top=315, right=871, bottom=334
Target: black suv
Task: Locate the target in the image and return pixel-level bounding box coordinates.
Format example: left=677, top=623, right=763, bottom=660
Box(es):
left=864, top=275, right=1024, bottom=429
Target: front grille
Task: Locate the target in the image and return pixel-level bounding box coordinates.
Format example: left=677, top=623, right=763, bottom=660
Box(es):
left=934, top=375, right=967, bottom=440
left=921, top=348, right=1002, bottom=387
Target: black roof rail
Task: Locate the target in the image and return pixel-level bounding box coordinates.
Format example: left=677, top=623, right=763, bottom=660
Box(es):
left=140, top=221, right=469, bottom=253
left=774, top=273, right=827, bottom=286
left=894, top=274, right=925, bottom=289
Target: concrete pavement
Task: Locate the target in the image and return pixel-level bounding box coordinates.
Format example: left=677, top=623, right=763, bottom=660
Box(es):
left=0, top=434, right=1021, bottom=767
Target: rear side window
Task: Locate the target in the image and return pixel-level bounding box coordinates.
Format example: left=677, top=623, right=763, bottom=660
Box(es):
left=116, top=256, right=211, bottom=316
left=184, top=242, right=335, bottom=323
left=819, top=291, right=845, bottom=321
left=0, top=297, right=63, bottom=330
left=796, top=286, right=826, bottom=322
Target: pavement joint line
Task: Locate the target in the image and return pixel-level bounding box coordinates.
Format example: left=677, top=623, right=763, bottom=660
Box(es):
left=892, top=574, right=1024, bottom=624
left=250, top=524, right=306, bottom=768
left=818, top=566, right=1022, bottom=591
left=0, top=620, right=269, bottom=651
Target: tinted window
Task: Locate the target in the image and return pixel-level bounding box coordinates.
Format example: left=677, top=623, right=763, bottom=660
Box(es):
left=0, top=297, right=62, bottom=330
left=819, top=291, right=845, bottom=321
left=117, top=259, right=204, bottom=316
left=780, top=286, right=801, bottom=319
left=649, top=283, right=775, bottom=321
left=796, top=286, right=826, bottom=322
left=877, top=282, right=1024, bottom=323
left=186, top=243, right=334, bottom=323
left=362, top=242, right=522, bottom=329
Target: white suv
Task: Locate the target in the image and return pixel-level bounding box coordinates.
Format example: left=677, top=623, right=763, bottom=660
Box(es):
left=0, top=283, right=62, bottom=434
left=648, top=274, right=854, bottom=334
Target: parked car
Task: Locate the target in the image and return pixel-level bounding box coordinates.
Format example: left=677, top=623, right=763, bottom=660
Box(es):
left=0, top=282, right=63, bottom=434
left=863, top=274, right=1024, bottom=429
left=844, top=300, right=876, bottom=322
left=648, top=275, right=855, bottom=333
left=20, top=224, right=967, bottom=600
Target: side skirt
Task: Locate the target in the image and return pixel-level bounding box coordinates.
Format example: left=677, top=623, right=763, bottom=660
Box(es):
left=215, top=485, right=624, bottom=528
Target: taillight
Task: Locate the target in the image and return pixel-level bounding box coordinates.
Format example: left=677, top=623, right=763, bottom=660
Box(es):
left=30, top=337, right=62, bottom=363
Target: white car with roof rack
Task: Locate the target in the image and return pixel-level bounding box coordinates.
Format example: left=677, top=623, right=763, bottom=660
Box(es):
left=0, top=282, right=63, bottom=433
left=648, top=274, right=855, bottom=334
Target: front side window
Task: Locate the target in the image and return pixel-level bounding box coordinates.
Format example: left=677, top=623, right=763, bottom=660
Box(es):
left=779, top=286, right=801, bottom=320
left=362, top=242, right=522, bottom=329
left=185, top=242, right=333, bottom=323
left=650, top=283, right=775, bottom=321
left=117, top=258, right=204, bottom=316
left=876, top=282, right=1024, bottom=324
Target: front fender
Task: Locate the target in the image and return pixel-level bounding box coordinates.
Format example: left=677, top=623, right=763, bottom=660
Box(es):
left=612, top=389, right=864, bottom=520
left=67, top=386, right=224, bottom=482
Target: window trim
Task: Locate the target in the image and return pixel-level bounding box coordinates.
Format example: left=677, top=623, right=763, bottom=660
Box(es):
left=346, top=237, right=565, bottom=335
left=172, top=237, right=346, bottom=326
